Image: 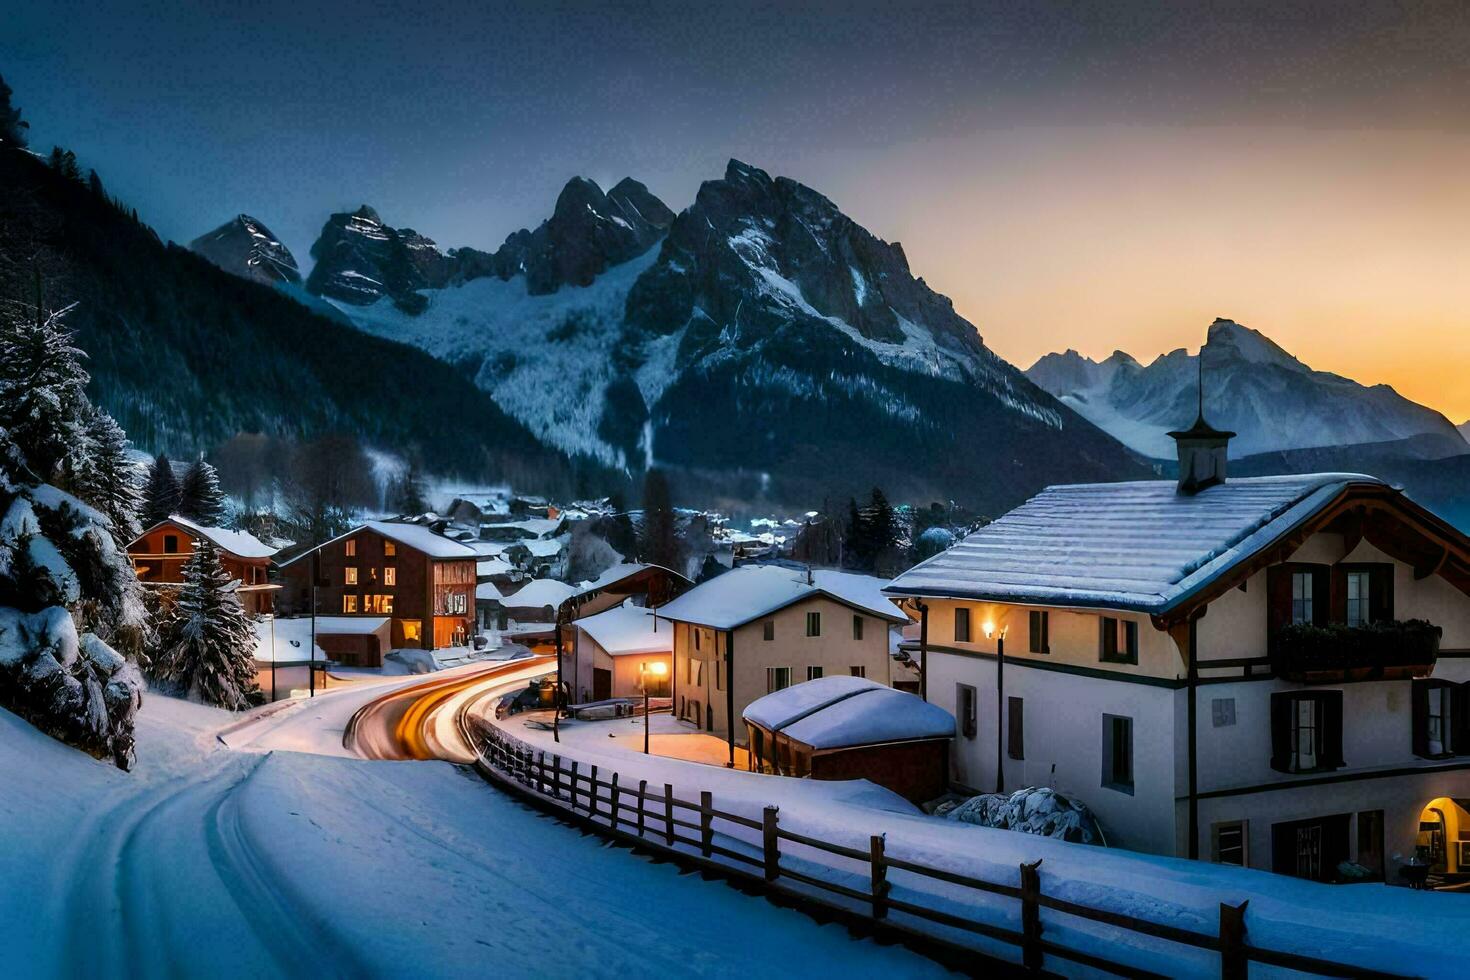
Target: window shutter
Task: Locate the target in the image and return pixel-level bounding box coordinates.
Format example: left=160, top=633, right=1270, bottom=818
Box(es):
left=1318, top=691, right=1345, bottom=769
left=1328, top=565, right=1347, bottom=623
left=1454, top=683, right=1470, bottom=756
left=1370, top=564, right=1395, bottom=622
left=1411, top=679, right=1430, bottom=758
left=1311, top=566, right=1331, bottom=626
left=1266, top=566, right=1293, bottom=640
left=1269, top=692, right=1291, bottom=773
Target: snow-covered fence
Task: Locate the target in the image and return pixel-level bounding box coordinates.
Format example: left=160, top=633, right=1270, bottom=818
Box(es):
left=471, top=722, right=1405, bottom=979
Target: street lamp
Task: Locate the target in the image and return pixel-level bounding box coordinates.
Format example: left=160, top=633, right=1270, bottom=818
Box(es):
left=642, top=660, right=669, bottom=754
left=983, top=620, right=1007, bottom=794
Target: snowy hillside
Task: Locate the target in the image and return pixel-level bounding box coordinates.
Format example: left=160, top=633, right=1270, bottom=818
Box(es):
left=1027, top=318, right=1467, bottom=459
left=320, top=160, right=1142, bottom=509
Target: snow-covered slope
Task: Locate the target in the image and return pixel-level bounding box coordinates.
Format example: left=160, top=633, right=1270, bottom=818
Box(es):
left=1027, top=318, right=1467, bottom=459
left=322, top=161, right=1143, bottom=509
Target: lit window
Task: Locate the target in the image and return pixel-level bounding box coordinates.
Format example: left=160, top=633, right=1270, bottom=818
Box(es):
left=342, top=595, right=358, bottom=613
left=384, top=567, right=396, bottom=586
left=345, top=567, right=358, bottom=585
left=1346, top=571, right=1370, bottom=627
left=400, top=619, right=422, bottom=642
left=384, top=541, right=396, bottom=557
left=345, top=539, right=357, bottom=557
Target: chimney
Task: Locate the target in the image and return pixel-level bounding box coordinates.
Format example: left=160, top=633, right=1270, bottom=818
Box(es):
left=1168, top=355, right=1234, bottom=495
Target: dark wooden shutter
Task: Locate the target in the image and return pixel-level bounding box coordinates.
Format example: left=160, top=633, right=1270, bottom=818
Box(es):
left=1269, top=692, right=1291, bottom=772
left=1266, top=566, right=1293, bottom=640
left=1370, top=564, right=1395, bottom=622
left=1329, top=565, right=1347, bottom=623
left=1412, top=679, right=1430, bottom=758
left=1318, top=691, right=1344, bottom=769
left=1311, top=566, right=1331, bottom=626
left=1007, top=697, right=1024, bottom=760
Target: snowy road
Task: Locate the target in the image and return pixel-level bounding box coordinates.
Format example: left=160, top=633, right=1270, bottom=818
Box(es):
left=4, top=669, right=947, bottom=979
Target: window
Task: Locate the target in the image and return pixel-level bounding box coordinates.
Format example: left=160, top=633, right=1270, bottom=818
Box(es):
left=807, top=666, right=823, bottom=681
left=763, top=620, right=774, bottom=641
left=1412, top=679, right=1465, bottom=758
left=955, top=607, right=971, bottom=642
left=1345, top=571, right=1370, bottom=627
left=1211, top=698, right=1237, bottom=728
left=342, top=595, right=358, bottom=613
left=1211, top=821, right=1248, bottom=866
left=1099, top=618, right=1136, bottom=664
left=1290, top=571, right=1314, bottom=625
left=852, top=615, right=864, bottom=641
left=345, top=539, right=357, bottom=557
left=383, top=567, right=396, bottom=586
left=1102, top=714, right=1133, bottom=793
left=1007, top=696, right=1024, bottom=760
left=715, top=658, right=726, bottom=692
left=957, top=684, right=978, bottom=739
left=1270, top=691, right=1344, bottom=773
left=849, top=665, right=866, bottom=678
left=806, top=612, right=821, bottom=637
left=1028, top=610, right=1049, bottom=654
left=1124, top=621, right=1138, bottom=661
left=164, top=534, right=179, bottom=553
left=364, top=594, right=393, bottom=614
left=383, top=541, right=396, bottom=557
left=345, top=567, right=359, bottom=585
left=767, top=667, right=792, bottom=693
left=399, top=619, right=422, bottom=642
left=694, top=628, right=701, bottom=651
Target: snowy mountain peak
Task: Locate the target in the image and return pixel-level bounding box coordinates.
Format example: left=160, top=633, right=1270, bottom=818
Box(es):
left=187, top=213, right=301, bottom=286
left=1027, top=318, right=1466, bottom=459
left=306, top=206, right=453, bottom=314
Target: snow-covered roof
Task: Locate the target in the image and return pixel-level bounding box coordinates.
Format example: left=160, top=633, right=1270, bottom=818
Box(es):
left=253, top=615, right=390, bottom=662
left=279, top=520, right=476, bottom=565
left=572, top=562, right=691, bottom=600
left=467, top=541, right=506, bottom=557
left=138, top=515, right=279, bottom=560
left=477, top=558, right=517, bottom=578
left=656, top=565, right=907, bottom=630
left=504, top=578, right=578, bottom=610
left=525, top=538, right=565, bottom=558
left=886, top=474, right=1384, bottom=615
left=743, top=676, right=954, bottom=750
left=475, top=582, right=505, bottom=602
left=484, top=517, right=562, bottom=539
left=575, top=601, right=671, bottom=657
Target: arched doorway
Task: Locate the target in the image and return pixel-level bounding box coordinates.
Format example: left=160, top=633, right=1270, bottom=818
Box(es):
left=1416, top=798, right=1469, bottom=874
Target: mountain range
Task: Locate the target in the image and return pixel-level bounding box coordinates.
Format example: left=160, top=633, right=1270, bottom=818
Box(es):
left=287, top=160, right=1144, bottom=510
left=1027, top=319, right=1467, bottom=460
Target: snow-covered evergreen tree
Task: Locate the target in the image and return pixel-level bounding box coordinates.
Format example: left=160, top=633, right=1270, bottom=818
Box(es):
left=152, top=542, right=258, bottom=710
left=178, top=455, right=225, bottom=526
left=141, top=452, right=181, bottom=526
left=0, top=302, right=145, bottom=768
left=74, top=407, right=143, bottom=547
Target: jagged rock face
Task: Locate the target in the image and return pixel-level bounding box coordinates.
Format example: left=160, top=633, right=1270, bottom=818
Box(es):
left=305, top=206, right=455, bottom=314
left=491, top=177, right=675, bottom=295
left=1027, top=318, right=1468, bottom=458
left=187, top=214, right=300, bottom=286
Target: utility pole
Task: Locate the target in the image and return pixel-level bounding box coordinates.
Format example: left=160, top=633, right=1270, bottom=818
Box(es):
left=995, top=632, right=1005, bottom=794
left=309, top=551, right=318, bottom=698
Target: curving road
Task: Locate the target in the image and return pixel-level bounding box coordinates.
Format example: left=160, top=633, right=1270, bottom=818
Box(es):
left=343, top=656, right=553, bottom=762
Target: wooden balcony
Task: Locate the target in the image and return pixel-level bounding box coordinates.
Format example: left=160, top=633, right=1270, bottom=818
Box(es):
left=1271, top=619, right=1441, bottom=683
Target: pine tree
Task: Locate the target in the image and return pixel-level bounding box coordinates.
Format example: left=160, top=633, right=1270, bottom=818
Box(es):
left=74, top=407, right=143, bottom=546
left=0, top=301, right=91, bottom=484
left=87, top=169, right=105, bottom=197
left=178, top=455, right=225, bottom=525
left=844, top=497, right=868, bottom=570
left=638, top=468, right=683, bottom=571
left=141, top=452, right=181, bottom=526
left=392, top=457, right=428, bottom=515
left=152, top=543, right=258, bottom=710
left=0, top=72, right=27, bottom=147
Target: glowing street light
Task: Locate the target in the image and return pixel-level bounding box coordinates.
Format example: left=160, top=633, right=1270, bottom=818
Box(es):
left=641, top=660, right=669, bottom=754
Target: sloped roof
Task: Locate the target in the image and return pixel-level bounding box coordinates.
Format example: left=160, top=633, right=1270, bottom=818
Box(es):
left=504, top=578, right=578, bottom=609
left=885, top=474, right=1384, bottom=615
left=575, top=601, right=671, bottom=656
left=572, top=562, right=692, bottom=601
left=656, top=564, right=906, bottom=630
left=743, top=676, right=954, bottom=750
left=278, top=520, right=476, bottom=566
left=137, top=515, right=278, bottom=560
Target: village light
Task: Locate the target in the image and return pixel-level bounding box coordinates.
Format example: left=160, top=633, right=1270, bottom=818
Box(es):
left=641, top=661, right=668, bottom=755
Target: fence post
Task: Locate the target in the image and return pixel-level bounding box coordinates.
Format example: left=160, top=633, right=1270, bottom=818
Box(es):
left=610, top=772, right=621, bottom=832
left=536, top=751, right=546, bottom=791
left=1020, top=859, right=1043, bottom=973
left=665, top=784, right=676, bottom=845
left=589, top=765, right=599, bottom=818
left=552, top=755, right=562, bottom=799
left=870, top=834, right=888, bottom=919
left=570, top=761, right=579, bottom=811
left=637, top=779, right=648, bottom=837
left=762, top=806, right=780, bottom=881
left=700, top=791, right=714, bottom=857
left=1219, top=900, right=1248, bottom=980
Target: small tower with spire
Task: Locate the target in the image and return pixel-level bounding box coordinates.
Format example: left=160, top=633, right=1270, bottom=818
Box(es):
left=1169, top=354, right=1234, bottom=495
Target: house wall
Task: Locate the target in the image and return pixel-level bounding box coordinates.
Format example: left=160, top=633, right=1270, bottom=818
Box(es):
left=671, top=597, right=898, bottom=747
left=129, top=522, right=274, bottom=614
left=570, top=627, right=671, bottom=700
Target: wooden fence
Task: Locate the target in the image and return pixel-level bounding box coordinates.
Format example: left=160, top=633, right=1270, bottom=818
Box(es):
left=473, top=723, right=1408, bottom=980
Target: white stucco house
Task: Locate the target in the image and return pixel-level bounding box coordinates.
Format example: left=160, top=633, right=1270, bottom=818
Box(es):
left=886, top=412, right=1470, bottom=884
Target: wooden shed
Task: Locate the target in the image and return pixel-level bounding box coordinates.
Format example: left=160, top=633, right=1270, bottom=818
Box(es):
left=743, top=675, right=954, bottom=804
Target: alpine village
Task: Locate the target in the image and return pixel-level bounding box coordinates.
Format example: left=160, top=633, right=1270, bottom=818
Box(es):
left=4, top=8, right=1470, bottom=977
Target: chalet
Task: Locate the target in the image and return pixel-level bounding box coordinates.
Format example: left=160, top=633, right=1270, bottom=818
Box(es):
left=885, top=411, right=1470, bottom=884
left=743, top=675, right=954, bottom=803
left=560, top=563, right=693, bottom=703
left=127, top=516, right=280, bottom=615
left=571, top=601, right=671, bottom=701
left=277, top=521, right=478, bottom=653
left=657, top=565, right=909, bottom=765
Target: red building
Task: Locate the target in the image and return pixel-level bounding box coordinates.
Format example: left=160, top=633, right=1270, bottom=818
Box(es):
left=127, top=516, right=281, bottom=616
left=278, top=521, right=478, bottom=652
